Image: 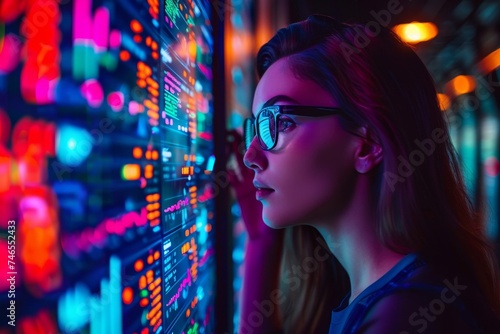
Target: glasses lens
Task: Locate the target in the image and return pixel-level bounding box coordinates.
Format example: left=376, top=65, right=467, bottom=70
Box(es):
left=243, top=118, right=255, bottom=150
left=257, top=109, right=276, bottom=150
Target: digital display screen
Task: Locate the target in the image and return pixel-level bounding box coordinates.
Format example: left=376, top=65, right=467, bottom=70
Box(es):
left=0, top=0, right=216, bottom=333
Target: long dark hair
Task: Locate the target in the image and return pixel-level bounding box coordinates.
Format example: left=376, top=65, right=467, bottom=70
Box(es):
left=257, top=14, right=500, bottom=327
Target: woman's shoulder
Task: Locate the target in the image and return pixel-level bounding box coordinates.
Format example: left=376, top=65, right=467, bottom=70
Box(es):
left=353, top=257, right=500, bottom=333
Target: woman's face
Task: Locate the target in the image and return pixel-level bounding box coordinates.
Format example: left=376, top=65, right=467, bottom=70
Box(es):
left=244, top=57, right=361, bottom=229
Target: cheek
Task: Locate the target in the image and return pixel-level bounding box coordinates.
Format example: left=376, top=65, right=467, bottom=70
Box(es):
left=285, top=127, right=356, bottom=206
left=293, top=124, right=354, bottom=181
left=262, top=166, right=344, bottom=228
left=262, top=124, right=357, bottom=225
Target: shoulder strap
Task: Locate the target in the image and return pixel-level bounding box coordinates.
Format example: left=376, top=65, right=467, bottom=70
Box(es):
left=341, top=259, right=481, bottom=334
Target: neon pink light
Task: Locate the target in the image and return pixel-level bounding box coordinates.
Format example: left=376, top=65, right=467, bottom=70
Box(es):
left=36, top=77, right=58, bottom=104
left=164, top=197, right=189, bottom=213
left=0, top=34, right=22, bottom=73
left=19, top=196, right=49, bottom=227
left=198, top=186, right=214, bottom=203
left=80, top=79, right=104, bottom=108
left=165, top=71, right=181, bottom=92
left=93, top=7, right=110, bottom=52
left=77, top=229, right=90, bottom=250
left=197, top=63, right=212, bottom=80
left=129, top=101, right=141, bottom=115
left=166, top=269, right=192, bottom=306
left=107, top=91, right=125, bottom=112
left=61, top=207, right=149, bottom=257
left=198, top=132, right=212, bottom=141
left=485, top=157, right=500, bottom=177
left=109, top=29, right=121, bottom=49
left=73, top=0, right=93, bottom=41
left=199, top=248, right=214, bottom=267
left=164, top=77, right=181, bottom=93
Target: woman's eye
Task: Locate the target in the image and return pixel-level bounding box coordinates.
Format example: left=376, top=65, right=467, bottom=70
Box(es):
left=278, top=118, right=295, bottom=132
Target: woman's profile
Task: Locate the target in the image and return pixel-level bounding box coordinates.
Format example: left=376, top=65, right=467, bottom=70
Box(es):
left=228, top=14, right=500, bottom=334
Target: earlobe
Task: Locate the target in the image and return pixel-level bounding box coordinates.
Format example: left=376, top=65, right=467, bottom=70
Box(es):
left=354, top=130, right=383, bottom=174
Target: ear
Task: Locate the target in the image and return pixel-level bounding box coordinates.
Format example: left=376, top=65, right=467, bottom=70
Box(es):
left=353, top=127, right=383, bottom=174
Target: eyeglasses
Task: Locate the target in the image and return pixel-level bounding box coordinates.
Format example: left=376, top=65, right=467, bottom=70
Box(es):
left=244, top=105, right=343, bottom=151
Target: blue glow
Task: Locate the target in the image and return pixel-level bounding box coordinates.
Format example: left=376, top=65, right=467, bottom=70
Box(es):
left=58, top=283, right=91, bottom=332
left=231, top=66, right=243, bottom=84
left=231, top=202, right=241, bottom=216
left=197, top=286, right=205, bottom=301
left=230, top=13, right=243, bottom=29
left=197, top=208, right=208, bottom=244
left=233, top=277, right=242, bottom=290
left=138, top=115, right=149, bottom=138
left=195, top=80, right=202, bottom=92
left=228, top=112, right=243, bottom=129
left=182, top=287, right=189, bottom=299
left=90, top=295, right=102, bottom=334
left=101, top=279, right=110, bottom=333
left=232, top=248, right=244, bottom=262
left=56, top=125, right=94, bottom=166
left=141, top=308, right=148, bottom=326
left=110, top=256, right=122, bottom=334
left=206, top=155, right=215, bottom=171
left=68, top=138, right=77, bottom=149
left=195, top=154, right=205, bottom=165
left=121, top=33, right=146, bottom=60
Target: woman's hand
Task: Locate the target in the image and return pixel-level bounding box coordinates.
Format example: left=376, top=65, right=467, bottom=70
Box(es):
left=226, top=130, right=254, bottom=194
left=227, top=129, right=285, bottom=332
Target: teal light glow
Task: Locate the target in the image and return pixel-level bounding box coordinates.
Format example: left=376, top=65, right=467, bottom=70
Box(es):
left=206, top=155, right=215, bottom=172
left=57, top=283, right=91, bottom=332
left=56, top=125, right=94, bottom=167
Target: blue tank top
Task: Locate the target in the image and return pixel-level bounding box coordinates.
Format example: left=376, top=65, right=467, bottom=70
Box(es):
left=328, top=253, right=494, bottom=333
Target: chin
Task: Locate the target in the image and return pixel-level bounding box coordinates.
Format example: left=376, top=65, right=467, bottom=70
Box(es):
left=262, top=211, right=302, bottom=229
left=262, top=217, right=286, bottom=229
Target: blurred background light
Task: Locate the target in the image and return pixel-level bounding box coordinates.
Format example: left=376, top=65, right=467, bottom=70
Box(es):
left=56, top=125, right=93, bottom=167
left=392, top=22, right=438, bottom=44
left=437, top=93, right=451, bottom=111
left=478, top=48, right=500, bottom=74
left=446, top=75, right=477, bottom=97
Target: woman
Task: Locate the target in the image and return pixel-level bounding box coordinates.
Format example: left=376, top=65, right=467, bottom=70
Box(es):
left=229, top=15, right=500, bottom=333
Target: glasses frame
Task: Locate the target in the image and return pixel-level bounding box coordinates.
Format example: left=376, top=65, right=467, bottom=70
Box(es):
left=244, top=105, right=343, bottom=151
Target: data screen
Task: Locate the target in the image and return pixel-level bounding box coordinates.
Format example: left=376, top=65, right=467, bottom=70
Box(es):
left=0, top=0, right=216, bottom=333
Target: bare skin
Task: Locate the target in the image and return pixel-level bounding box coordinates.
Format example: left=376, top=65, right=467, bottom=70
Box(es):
left=243, top=57, right=406, bottom=312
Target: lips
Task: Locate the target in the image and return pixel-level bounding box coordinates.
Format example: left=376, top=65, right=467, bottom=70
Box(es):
left=253, top=180, right=275, bottom=200
left=256, top=188, right=274, bottom=200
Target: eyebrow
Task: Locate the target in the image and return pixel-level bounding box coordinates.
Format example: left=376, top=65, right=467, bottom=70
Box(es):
left=262, top=95, right=300, bottom=108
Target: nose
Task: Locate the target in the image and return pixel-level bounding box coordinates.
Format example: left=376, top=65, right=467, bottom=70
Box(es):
left=243, top=138, right=267, bottom=171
